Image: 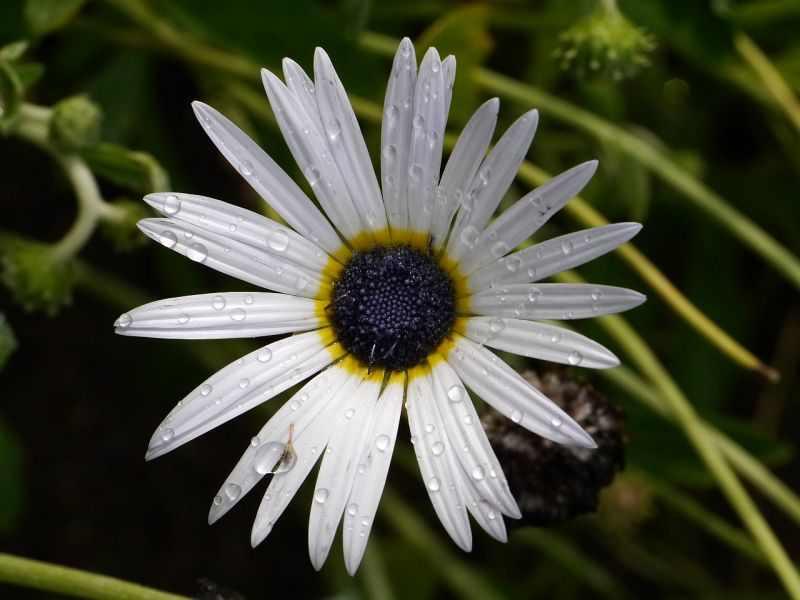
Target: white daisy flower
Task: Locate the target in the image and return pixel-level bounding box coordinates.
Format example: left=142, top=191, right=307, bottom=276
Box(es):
left=115, top=37, right=645, bottom=574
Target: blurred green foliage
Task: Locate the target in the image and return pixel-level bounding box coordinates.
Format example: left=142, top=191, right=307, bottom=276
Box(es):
left=1, top=0, right=799, bottom=599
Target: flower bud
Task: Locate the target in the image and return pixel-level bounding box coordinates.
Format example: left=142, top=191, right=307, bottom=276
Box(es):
left=1, top=238, right=75, bottom=315
left=49, top=94, right=102, bottom=152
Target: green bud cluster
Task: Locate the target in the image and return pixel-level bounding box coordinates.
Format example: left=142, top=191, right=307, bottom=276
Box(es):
left=553, top=5, right=655, bottom=81
left=1, top=238, right=75, bottom=315
left=49, top=95, right=103, bottom=152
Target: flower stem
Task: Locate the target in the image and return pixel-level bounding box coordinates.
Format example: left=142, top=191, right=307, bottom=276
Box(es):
left=0, top=553, right=189, bottom=600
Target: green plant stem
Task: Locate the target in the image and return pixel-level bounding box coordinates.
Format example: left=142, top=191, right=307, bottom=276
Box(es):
left=0, top=554, right=188, bottom=600
left=555, top=272, right=800, bottom=599
left=603, top=365, right=800, bottom=527
left=735, top=32, right=800, bottom=133
left=360, top=539, right=395, bottom=600
left=381, top=489, right=503, bottom=600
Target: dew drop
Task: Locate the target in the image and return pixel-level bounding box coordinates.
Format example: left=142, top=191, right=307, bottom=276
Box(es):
left=551, top=416, right=563, bottom=428
left=489, top=317, right=506, bottom=335
left=186, top=242, right=208, bottom=263
left=471, top=466, right=485, bottom=481
left=250, top=436, right=260, bottom=447
left=491, top=241, right=510, bottom=258
left=382, top=144, right=397, bottom=163
left=314, top=488, right=329, bottom=504
left=306, top=166, right=321, bottom=187
left=427, top=477, right=441, bottom=492
left=163, top=194, right=181, bottom=215
left=115, top=313, right=132, bottom=328
left=200, top=384, right=212, bottom=396
left=460, top=225, right=480, bottom=249
left=412, top=114, right=425, bottom=130
left=528, top=287, right=542, bottom=303
left=257, top=348, right=272, bottom=363
left=447, top=385, right=464, bottom=403
left=431, top=441, right=445, bottom=456
left=238, top=378, right=250, bottom=389
left=346, top=503, right=358, bottom=517
left=567, top=351, right=583, bottom=366
left=424, top=423, right=435, bottom=434
left=268, top=230, right=289, bottom=252
left=160, top=428, right=174, bottom=442
left=254, top=442, right=286, bottom=475
left=327, top=119, right=341, bottom=142
left=409, top=163, right=423, bottom=183
left=212, top=295, right=226, bottom=311
left=159, top=230, right=178, bottom=248
left=505, top=255, right=522, bottom=272
left=344, top=408, right=355, bottom=420
left=224, top=483, right=242, bottom=501
left=239, top=160, right=254, bottom=177
left=375, top=434, right=390, bottom=452
left=590, top=288, right=602, bottom=301
left=511, top=410, right=523, bottom=423
left=561, top=240, right=573, bottom=255
left=244, top=294, right=254, bottom=305
left=230, top=308, right=246, bottom=322
left=385, top=104, right=399, bottom=124
left=177, top=313, right=190, bottom=325
left=213, top=494, right=223, bottom=506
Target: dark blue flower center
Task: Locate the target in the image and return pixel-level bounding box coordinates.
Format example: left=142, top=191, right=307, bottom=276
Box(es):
left=330, top=245, right=456, bottom=371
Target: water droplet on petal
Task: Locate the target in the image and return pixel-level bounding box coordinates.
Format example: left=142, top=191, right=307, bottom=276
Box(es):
left=551, top=417, right=563, bottom=428
left=238, top=378, right=250, bottom=389
left=163, top=195, right=181, bottom=215
left=159, top=230, right=177, bottom=248
left=382, top=144, right=397, bottom=163
left=187, top=242, right=208, bottom=263
left=511, top=410, right=523, bottom=423
left=346, top=503, right=359, bottom=517
left=409, top=163, right=423, bottom=183
left=427, top=477, right=441, bottom=492
left=268, top=230, right=289, bottom=252
left=447, top=385, right=464, bottom=403
left=489, top=317, right=506, bottom=335
left=491, top=241, right=510, bottom=258
left=314, top=488, right=329, bottom=504
left=224, top=483, right=242, bottom=501
left=213, top=494, right=223, bottom=506
left=567, top=350, right=583, bottom=365
left=471, top=466, right=485, bottom=481
left=254, top=442, right=286, bottom=475
left=327, top=119, right=341, bottom=142
left=528, top=287, right=542, bottom=303
left=250, top=436, right=260, bottom=447
left=257, top=348, right=272, bottom=363
left=200, top=384, right=212, bottom=396
left=115, top=313, right=132, bottom=328
left=160, top=428, right=174, bottom=442
left=375, top=434, right=390, bottom=452
left=344, top=408, right=355, bottom=420
left=561, top=240, right=573, bottom=255
left=460, top=226, right=480, bottom=249
left=212, top=295, right=226, bottom=311
left=239, top=160, right=254, bottom=177
left=431, top=441, right=445, bottom=456
left=230, top=308, right=246, bottom=322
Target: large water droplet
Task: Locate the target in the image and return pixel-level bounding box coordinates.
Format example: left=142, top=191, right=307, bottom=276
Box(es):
left=505, top=255, right=522, bottom=272
left=561, top=240, right=573, bottom=255
left=314, top=488, right=329, bottom=504
left=375, top=434, right=390, bottom=452
left=160, top=428, right=174, bottom=442
left=254, top=442, right=286, bottom=475
left=567, top=350, right=583, bottom=365
left=200, top=383, right=212, bottom=396
left=163, top=194, right=181, bottom=216
left=551, top=416, right=563, bottom=428
left=177, top=313, right=190, bottom=325
left=431, top=441, right=445, bottom=456
left=427, top=477, right=441, bottom=492
left=306, top=166, right=321, bottom=187
left=187, top=242, right=208, bottom=263
left=447, top=385, right=464, bottom=403
left=239, top=160, right=254, bottom=177
left=224, top=483, right=242, bottom=501
left=238, top=378, right=250, bottom=389
left=471, top=466, right=485, bottom=481
left=230, top=308, right=246, bottom=322
left=327, top=119, right=341, bottom=142
left=212, top=295, right=226, bottom=311
left=412, top=114, right=425, bottom=130
left=489, top=317, right=506, bottom=335
left=346, top=502, right=359, bottom=517
left=408, top=163, right=423, bottom=183
left=528, top=287, right=542, bottom=303
left=159, top=230, right=177, bottom=248
left=511, top=410, right=523, bottom=423
left=268, top=230, right=289, bottom=252
left=115, top=313, right=132, bottom=328
left=382, top=144, right=397, bottom=164
left=460, top=226, right=480, bottom=249
left=257, top=348, right=272, bottom=363
left=491, top=241, right=510, bottom=258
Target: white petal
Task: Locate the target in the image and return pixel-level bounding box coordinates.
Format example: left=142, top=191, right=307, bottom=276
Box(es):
left=406, top=47, right=447, bottom=234
left=381, top=37, right=417, bottom=232
left=428, top=361, right=520, bottom=518
left=452, top=462, right=508, bottom=543
left=282, top=58, right=326, bottom=134
left=467, top=284, right=647, bottom=320
left=446, top=335, right=596, bottom=448
left=208, top=366, right=349, bottom=524
left=442, top=55, right=456, bottom=116
left=430, top=98, right=499, bottom=250
left=251, top=367, right=361, bottom=547
left=114, top=292, right=321, bottom=339
left=145, top=330, right=342, bottom=460
left=407, top=372, right=472, bottom=551
left=191, top=101, right=342, bottom=257
left=343, top=374, right=404, bottom=575
left=447, top=110, right=539, bottom=261
left=313, top=47, right=388, bottom=236
left=308, top=376, right=382, bottom=570
left=144, top=192, right=331, bottom=275
left=261, top=69, right=364, bottom=242
left=458, top=161, right=598, bottom=274
left=137, top=218, right=326, bottom=298
left=468, top=223, right=642, bottom=291
left=463, top=317, right=619, bottom=368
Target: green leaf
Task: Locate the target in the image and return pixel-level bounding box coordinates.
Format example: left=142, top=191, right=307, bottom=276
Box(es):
left=417, top=4, right=493, bottom=125
left=0, top=313, right=16, bottom=370
left=0, top=40, right=29, bottom=61
left=81, top=142, right=170, bottom=193
left=0, top=418, right=23, bottom=532
left=24, top=0, right=86, bottom=36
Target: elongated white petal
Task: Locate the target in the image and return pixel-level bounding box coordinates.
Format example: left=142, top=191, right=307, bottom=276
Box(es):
left=144, top=192, right=331, bottom=275
left=114, top=292, right=321, bottom=340
left=343, top=375, right=404, bottom=575
left=191, top=101, right=342, bottom=256
left=452, top=461, right=508, bottom=543
left=314, top=47, right=388, bottom=236
left=282, top=57, right=326, bottom=135
left=467, top=284, right=647, bottom=320
left=138, top=218, right=325, bottom=298
left=145, top=330, right=342, bottom=460
left=463, top=317, right=619, bottom=368
left=251, top=368, right=361, bottom=547
left=261, top=69, right=364, bottom=241
left=407, top=47, right=447, bottom=234
left=459, top=161, right=598, bottom=274
left=430, top=98, right=499, bottom=250
left=442, top=55, right=456, bottom=116
left=446, top=335, right=596, bottom=448
left=448, top=110, right=539, bottom=261
left=309, top=376, right=382, bottom=570
left=469, top=223, right=642, bottom=291
left=407, top=372, right=472, bottom=551
left=208, top=367, right=349, bottom=524
left=381, top=37, right=417, bottom=232
left=429, top=361, right=520, bottom=518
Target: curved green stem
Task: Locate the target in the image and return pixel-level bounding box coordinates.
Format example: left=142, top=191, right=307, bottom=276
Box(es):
left=0, top=553, right=189, bottom=600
